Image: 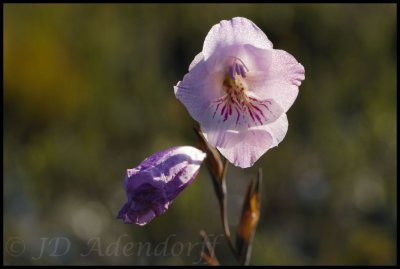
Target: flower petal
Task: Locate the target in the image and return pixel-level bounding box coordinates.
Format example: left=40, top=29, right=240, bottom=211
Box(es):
left=118, top=146, right=206, bottom=225
left=175, top=58, right=225, bottom=123
left=118, top=200, right=161, bottom=226
left=211, top=114, right=288, bottom=168
left=136, top=210, right=157, bottom=226
left=247, top=49, right=305, bottom=112
left=204, top=44, right=272, bottom=75
left=200, top=98, right=284, bottom=149
left=189, top=52, right=204, bottom=71
left=264, top=113, right=289, bottom=147
left=203, top=17, right=273, bottom=61
left=215, top=126, right=273, bottom=168
left=201, top=113, right=288, bottom=169
left=242, top=44, right=272, bottom=72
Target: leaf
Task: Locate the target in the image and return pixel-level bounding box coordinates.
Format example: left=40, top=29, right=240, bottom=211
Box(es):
left=235, top=168, right=262, bottom=265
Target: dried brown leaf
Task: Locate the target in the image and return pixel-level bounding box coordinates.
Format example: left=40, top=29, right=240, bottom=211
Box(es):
left=236, top=169, right=262, bottom=265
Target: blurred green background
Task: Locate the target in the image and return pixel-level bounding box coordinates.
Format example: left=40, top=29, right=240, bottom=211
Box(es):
left=4, top=4, right=396, bottom=265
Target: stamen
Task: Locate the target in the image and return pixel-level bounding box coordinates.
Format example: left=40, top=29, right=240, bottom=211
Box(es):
left=235, top=63, right=241, bottom=76
left=226, top=56, right=249, bottom=80
left=228, top=56, right=249, bottom=72
left=228, top=66, right=235, bottom=80
left=239, top=65, right=246, bottom=78
left=215, top=56, right=273, bottom=126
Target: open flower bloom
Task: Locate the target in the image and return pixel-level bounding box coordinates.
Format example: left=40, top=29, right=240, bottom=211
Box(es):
left=117, top=146, right=206, bottom=225
left=175, top=17, right=305, bottom=168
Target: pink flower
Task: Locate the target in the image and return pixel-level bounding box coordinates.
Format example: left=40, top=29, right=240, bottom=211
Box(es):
left=117, top=146, right=206, bottom=225
left=174, top=17, right=305, bottom=168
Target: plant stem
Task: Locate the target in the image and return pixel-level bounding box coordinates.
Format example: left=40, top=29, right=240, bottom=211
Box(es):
left=218, top=159, right=238, bottom=260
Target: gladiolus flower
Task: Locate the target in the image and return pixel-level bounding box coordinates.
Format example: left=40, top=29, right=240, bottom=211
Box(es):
left=174, top=17, right=305, bottom=168
left=117, top=146, right=206, bottom=225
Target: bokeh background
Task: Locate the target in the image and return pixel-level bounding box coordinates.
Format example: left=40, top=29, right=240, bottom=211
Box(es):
left=4, top=4, right=396, bottom=265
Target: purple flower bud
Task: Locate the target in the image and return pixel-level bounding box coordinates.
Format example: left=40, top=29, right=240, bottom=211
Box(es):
left=117, top=146, right=206, bottom=225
